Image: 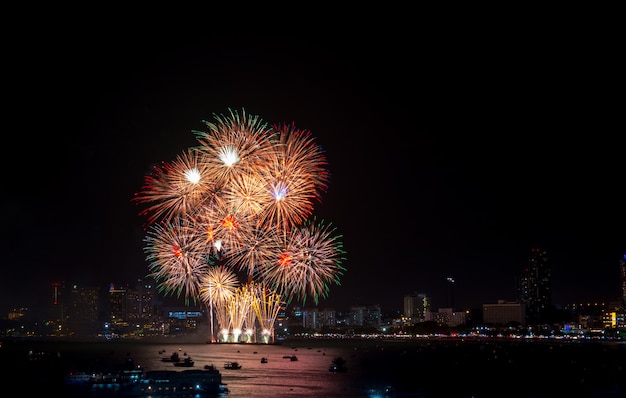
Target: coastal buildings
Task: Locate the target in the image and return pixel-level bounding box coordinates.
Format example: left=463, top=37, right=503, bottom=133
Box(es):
left=2, top=251, right=625, bottom=339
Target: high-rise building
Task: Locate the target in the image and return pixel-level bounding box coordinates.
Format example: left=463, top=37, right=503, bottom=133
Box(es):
left=517, top=247, right=551, bottom=323
left=349, top=305, right=381, bottom=328
left=302, top=307, right=337, bottom=330
left=126, top=279, right=154, bottom=323
left=68, top=284, right=100, bottom=336
left=619, top=254, right=626, bottom=308
left=108, top=283, right=127, bottom=325
left=403, top=292, right=430, bottom=324
left=47, top=280, right=66, bottom=333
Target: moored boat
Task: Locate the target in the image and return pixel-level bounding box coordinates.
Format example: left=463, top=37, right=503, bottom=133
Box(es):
left=161, top=352, right=181, bottom=362
left=223, top=361, right=242, bottom=370
left=328, top=356, right=347, bottom=373
left=64, top=372, right=94, bottom=384
left=173, top=356, right=195, bottom=367
left=120, top=369, right=228, bottom=396
left=65, top=357, right=145, bottom=386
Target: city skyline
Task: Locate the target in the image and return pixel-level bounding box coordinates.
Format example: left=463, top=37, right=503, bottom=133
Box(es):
left=4, top=250, right=625, bottom=318
left=2, top=28, right=624, bottom=315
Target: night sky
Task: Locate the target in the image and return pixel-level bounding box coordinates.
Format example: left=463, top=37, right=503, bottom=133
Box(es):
left=3, top=24, right=624, bottom=315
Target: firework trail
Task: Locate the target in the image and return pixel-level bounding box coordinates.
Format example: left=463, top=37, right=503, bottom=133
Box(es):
left=250, top=282, right=284, bottom=343
left=227, top=286, right=254, bottom=343
left=199, top=265, right=239, bottom=341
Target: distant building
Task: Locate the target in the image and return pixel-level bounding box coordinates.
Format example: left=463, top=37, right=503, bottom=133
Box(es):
left=426, top=307, right=467, bottom=327
left=302, top=308, right=337, bottom=330
left=403, top=292, right=431, bottom=325
left=162, top=306, right=205, bottom=335
left=517, top=247, right=551, bottom=323
left=619, top=254, right=626, bottom=307
left=67, top=284, right=100, bottom=336
left=349, top=305, right=381, bottom=328
left=483, top=300, right=526, bottom=326
left=108, top=283, right=128, bottom=325
left=125, top=279, right=155, bottom=323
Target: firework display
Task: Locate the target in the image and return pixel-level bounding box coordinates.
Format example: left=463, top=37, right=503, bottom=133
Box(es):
left=134, top=108, right=347, bottom=343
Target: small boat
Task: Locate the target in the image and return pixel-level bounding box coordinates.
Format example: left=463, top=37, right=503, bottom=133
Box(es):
left=329, top=356, right=347, bottom=373
left=204, top=364, right=219, bottom=371
left=290, top=355, right=298, bottom=361
left=161, top=352, right=181, bottom=362
left=260, top=357, right=268, bottom=363
left=173, top=357, right=194, bottom=367
left=224, top=361, right=242, bottom=370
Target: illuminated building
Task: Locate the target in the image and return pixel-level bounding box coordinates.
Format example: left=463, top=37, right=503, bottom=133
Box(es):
left=518, top=247, right=551, bottom=323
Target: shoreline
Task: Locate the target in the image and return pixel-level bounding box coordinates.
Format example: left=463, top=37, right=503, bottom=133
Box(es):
left=2, top=334, right=625, bottom=351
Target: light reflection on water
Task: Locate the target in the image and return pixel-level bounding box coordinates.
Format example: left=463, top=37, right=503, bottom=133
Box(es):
left=4, top=338, right=625, bottom=397
left=129, top=342, right=373, bottom=397
left=5, top=340, right=394, bottom=398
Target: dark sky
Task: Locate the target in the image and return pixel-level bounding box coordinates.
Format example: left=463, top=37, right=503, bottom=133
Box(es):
left=2, top=24, right=624, bottom=315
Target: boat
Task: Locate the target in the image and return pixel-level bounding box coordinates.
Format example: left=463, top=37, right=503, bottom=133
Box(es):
left=260, top=357, right=268, bottom=363
left=161, top=352, right=181, bottom=362
left=204, top=364, right=219, bottom=371
left=64, top=372, right=95, bottom=385
left=65, top=357, right=145, bottom=387
left=329, top=356, right=347, bottom=373
left=120, top=369, right=228, bottom=396
left=173, top=357, right=195, bottom=367
left=223, top=361, right=242, bottom=370
left=290, top=355, right=298, bottom=361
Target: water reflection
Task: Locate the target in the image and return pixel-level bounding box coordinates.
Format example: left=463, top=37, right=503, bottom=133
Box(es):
left=2, top=338, right=625, bottom=397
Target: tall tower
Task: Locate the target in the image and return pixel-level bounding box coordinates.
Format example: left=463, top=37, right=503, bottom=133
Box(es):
left=68, top=284, right=101, bottom=336
left=126, top=279, right=154, bottom=322
left=446, top=277, right=455, bottom=310
left=619, top=254, right=626, bottom=308
left=108, top=283, right=128, bottom=325
left=518, top=247, right=551, bottom=323
left=49, top=280, right=66, bottom=329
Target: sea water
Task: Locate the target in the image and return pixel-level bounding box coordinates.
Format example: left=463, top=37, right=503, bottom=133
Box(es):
left=2, top=337, right=625, bottom=397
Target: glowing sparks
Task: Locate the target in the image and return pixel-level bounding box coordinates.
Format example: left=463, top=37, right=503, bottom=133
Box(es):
left=135, top=108, right=347, bottom=342
left=133, top=148, right=218, bottom=226
left=258, top=218, right=346, bottom=305
left=143, top=216, right=210, bottom=305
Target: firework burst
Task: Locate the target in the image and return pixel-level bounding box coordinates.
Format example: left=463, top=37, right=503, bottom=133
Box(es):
left=135, top=108, right=347, bottom=338
left=258, top=217, right=347, bottom=305
left=259, top=122, right=329, bottom=234
left=192, top=108, right=276, bottom=187
left=143, top=216, right=210, bottom=305
left=134, top=147, right=221, bottom=226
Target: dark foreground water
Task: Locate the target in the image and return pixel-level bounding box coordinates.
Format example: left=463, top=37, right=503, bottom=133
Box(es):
left=2, top=337, right=625, bottom=398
